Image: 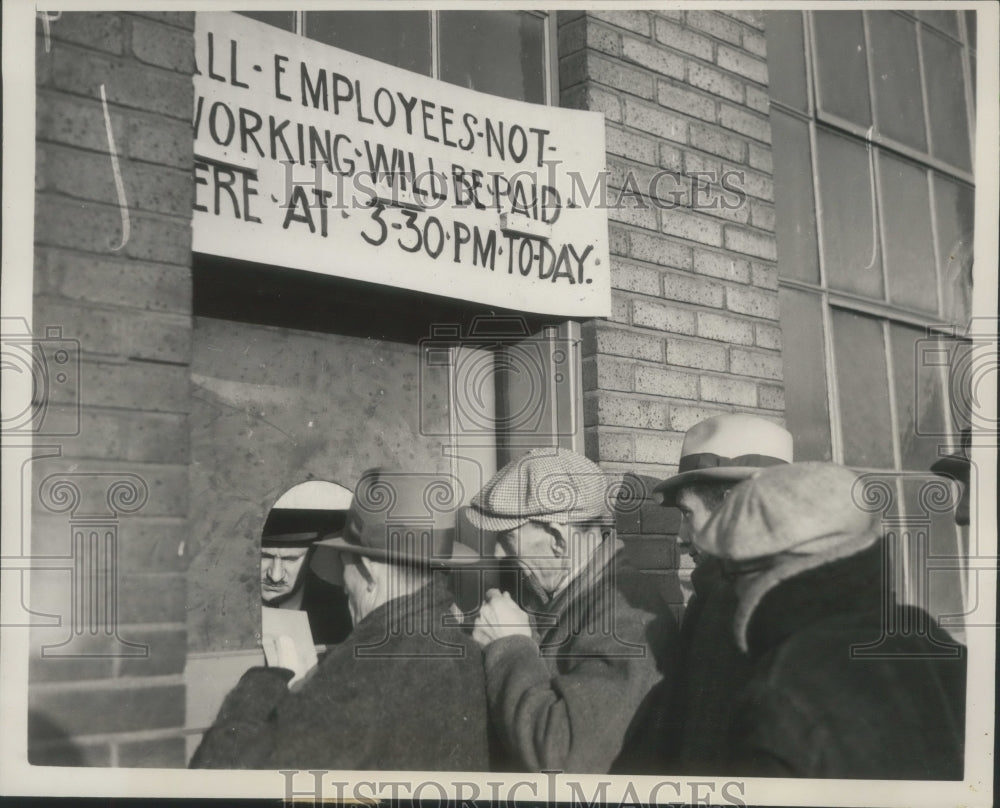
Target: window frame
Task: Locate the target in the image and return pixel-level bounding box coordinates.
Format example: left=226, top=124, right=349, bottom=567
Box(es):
left=769, top=9, right=975, bottom=620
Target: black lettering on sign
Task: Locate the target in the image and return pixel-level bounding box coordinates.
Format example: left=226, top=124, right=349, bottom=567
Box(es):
left=213, top=165, right=240, bottom=218
left=453, top=221, right=472, bottom=263
left=473, top=226, right=497, bottom=270
left=399, top=210, right=422, bottom=253
left=360, top=202, right=388, bottom=246
left=282, top=185, right=315, bottom=233
left=230, top=38, right=249, bottom=89
left=312, top=188, right=333, bottom=236
left=458, top=113, right=476, bottom=152
left=239, top=108, right=265, bottom=157
left=331, top=72, right=353, bottom=116
left=208, top=101, right=235, bottom=147
left=424, top=216, right=445, bottom=259
left=373, top=87, right=396, bottom=127
left=274, top=54, right=291, bottom=101
left=193, top=160, right=209, bottom=213
left=301, top=63, right=328, bottom=111
left=452, top=222, right=497, bottom=270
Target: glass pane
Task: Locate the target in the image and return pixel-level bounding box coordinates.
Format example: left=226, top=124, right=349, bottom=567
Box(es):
left=901, top=477, right=964, bottom=644
left=440, top=11, right=545, bottom=104
left=922, top=28, right=972, bottom=171
left=890, top=324, right=949, bottom=471
left=305, top=11, right=432, bottom=76
left=238, top=11, right=295, bottom=33
left=831, top=309, right=894, bottom=467
left=813, top=11, right=872, bottom=128
left=496, top=325, right=580, bottom=462
left=965, top=10, right=976, bottom=49
left=815, top=128, right=884, bottom=299
left=879, top=153, right=937, bottom=313
left=778, top=288, right=832, bottom=460
left=932, top=174, right=974, bottom=327
left=868, top=12, right=927, bottom=152
left=970, top=50, right=976, bottom=102
left=765, top=12, right=808, bottom=111
left=917, top=10, right=960, bottom=38
left=771, top=110, right=819, bottom=283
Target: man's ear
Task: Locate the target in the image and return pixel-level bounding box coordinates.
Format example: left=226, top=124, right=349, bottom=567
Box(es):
left=357, top=555, right=378, bottom=590
left=546, top=523, right=569, bottom=557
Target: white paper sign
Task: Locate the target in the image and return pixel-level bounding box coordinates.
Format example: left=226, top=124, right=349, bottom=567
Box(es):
left=261, top=606, right=319, bottom=686
left=192, top=12, right=611, bottom=316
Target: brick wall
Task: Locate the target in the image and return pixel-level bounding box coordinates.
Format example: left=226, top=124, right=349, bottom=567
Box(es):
left=29, top=11, right=195, bottom=768
left=559, top=10, right=784, bottom=569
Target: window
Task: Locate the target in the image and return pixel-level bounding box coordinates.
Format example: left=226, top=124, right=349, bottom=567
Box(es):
left=239, top=10, right=552, bottom=104
left=766, top=11, right=975, bottom=640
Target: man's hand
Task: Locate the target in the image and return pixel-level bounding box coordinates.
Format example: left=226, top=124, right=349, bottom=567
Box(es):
left=472, top=588, right=533, bottom=647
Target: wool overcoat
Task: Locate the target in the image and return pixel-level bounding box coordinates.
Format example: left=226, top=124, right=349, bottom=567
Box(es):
left=484, top=541, right=677, bottom=773
left=190, top=581, right=490, bottom=771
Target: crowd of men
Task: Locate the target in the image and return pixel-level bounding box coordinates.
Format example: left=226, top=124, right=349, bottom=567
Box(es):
left=191, top=413, right=968, bottom=779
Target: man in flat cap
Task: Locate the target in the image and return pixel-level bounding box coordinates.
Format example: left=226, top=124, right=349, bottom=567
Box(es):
left=192, top=468, right=490, bottom=771
left=693, top=462, right=966, bottom=779
left=615, top=413, right=793, bottom=774
left=464, top=447, right=676, bottom=774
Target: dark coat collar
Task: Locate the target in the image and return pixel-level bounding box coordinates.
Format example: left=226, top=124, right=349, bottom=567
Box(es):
left=744, top=540, right=886, bottom=657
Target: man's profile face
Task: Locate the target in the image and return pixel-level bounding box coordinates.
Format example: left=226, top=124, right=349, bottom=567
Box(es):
left=496, top=521, right=569, bottom=597
left=260, top=545, right=311, bottom=604
left=676, top=489, right=715, bottom=563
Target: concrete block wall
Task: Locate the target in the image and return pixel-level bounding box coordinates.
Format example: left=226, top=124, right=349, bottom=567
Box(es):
left=29, top=11, right=195, bottom=767
left=558, top=10, right=784, bottom=568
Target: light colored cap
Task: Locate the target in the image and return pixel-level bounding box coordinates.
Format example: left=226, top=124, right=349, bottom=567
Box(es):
left=695, top=461, right=879, bottom=562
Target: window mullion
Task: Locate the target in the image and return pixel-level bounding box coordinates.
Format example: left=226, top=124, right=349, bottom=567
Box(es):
left=544, top=12, right=557, bottom=106
left=820, top=295, right=843, bottom=464
left=927, top=170, right=947, bottom=322
left=802, top=11, right=816, bottom=118
left=430, top=10, right=441, bottom=81
left=915, top=19, right=935, bottom=169
left=959, top=12, right=976, bottom=169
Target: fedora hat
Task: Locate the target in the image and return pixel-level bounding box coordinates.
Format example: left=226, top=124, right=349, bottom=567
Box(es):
left=262, top=480, right=353, bottom=545
left=653, top=413, right=793, bottom=506
left=318, top=468, right=479, bottom=567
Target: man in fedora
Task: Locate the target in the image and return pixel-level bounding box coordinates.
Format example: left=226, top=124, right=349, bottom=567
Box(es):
left=260, top=480, right=354, bottom=645
left=191, top=468, right=490, bottom=771
left=693, top=462, right=965, bottom=778
left=464, top=447, right=676, bottom=774
left=615, top=413, right=793, bottom=774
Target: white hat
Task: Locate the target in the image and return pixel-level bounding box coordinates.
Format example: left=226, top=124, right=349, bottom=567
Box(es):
left=653, top=413, right=793, bottom=506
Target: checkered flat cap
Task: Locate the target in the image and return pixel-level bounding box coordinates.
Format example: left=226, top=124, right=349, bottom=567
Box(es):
left=464, top=448, right=614, bottom=532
